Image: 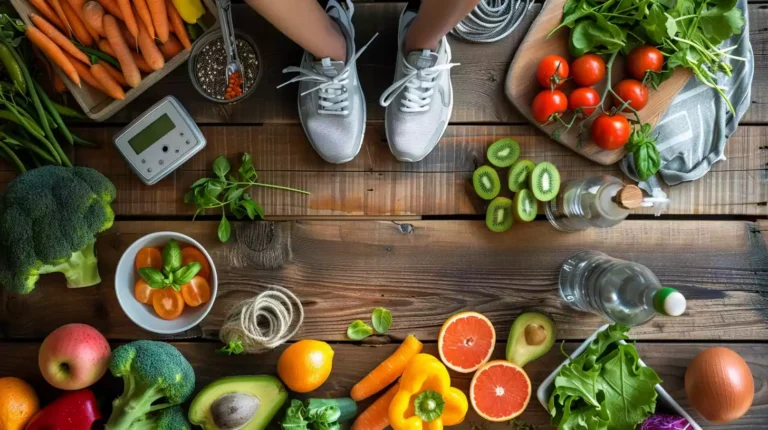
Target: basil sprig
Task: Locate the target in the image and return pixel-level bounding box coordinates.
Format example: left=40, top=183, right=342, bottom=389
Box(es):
left=138, top=239, right=201, bottom=291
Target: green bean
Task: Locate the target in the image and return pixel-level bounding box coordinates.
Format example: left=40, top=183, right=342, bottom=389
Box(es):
left=34, top=81, right=72, bottom=145
left=0, top=140, right=26, bottom=173
left=0, top=102, right=48, bottom=145
left=72, top=134, right=99, bottom=147
left=0, top=109, right=44, bottom=135
left=4, top=131, right=58, bottom=164
left=51, top=102, right=87, bottom=119
left=76, top=44, right=120, bottom=69
left=0, top=42, right=25, bottom=94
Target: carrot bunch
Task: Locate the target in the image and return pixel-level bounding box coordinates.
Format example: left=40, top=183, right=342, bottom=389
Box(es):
left=24, top=0, right=198, bottom=101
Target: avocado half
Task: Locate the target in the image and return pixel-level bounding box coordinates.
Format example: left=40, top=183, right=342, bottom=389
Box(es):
left=505, top=310, right=556, bottom=367
left=188, top=375, right=288, bottom=430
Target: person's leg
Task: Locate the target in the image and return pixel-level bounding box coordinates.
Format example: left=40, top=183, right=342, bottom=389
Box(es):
left=245, top=0, right=347, bottom=61
left=404, top=0, right=480, bottom=52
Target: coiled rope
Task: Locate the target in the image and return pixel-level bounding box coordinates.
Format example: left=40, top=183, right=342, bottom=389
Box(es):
left=219, top=285, right=304, bottom=354
left=450, top=0, right=535, bottom=43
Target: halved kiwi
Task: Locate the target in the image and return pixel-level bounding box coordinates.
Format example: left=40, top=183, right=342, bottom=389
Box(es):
left=473, top=166, right=501, bottom=200
left=508, top=160, right=535, bottom=193
left=487, top=139, right=520, bottom=168
left=530, top=162, right=561, bottom=202
left=513, top=189, right=538, bottom=222
left=486, top=197, right=513, bottom=232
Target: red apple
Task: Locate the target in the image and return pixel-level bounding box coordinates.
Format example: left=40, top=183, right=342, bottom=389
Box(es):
left=38, top=324, right=111, bottom=390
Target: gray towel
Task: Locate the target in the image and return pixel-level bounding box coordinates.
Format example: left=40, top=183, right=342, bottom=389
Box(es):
left=621, top=0, right=753, bottom=187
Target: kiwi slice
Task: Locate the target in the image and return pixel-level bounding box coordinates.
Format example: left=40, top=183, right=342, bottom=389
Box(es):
left=473, top=166, right=501, bottom=200
left=530, top=162, right=561, bottom=202
left=487, top=138, right=520, bottom=168
left=508, top=160, right=535, bottom=193
left=513, top=189, right=538, bottom=222
left=486, top=197, right=514, bottom=232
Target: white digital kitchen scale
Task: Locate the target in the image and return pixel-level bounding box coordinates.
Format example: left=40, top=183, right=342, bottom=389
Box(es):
left=113, top=96, right=206, bottom=185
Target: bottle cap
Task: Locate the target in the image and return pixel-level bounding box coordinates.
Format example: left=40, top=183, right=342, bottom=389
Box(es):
left=614, top=185, right=644, bottom=209
left=653, top=287, right=686, bottom=316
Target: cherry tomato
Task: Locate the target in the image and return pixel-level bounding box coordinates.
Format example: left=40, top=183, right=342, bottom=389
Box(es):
left=627, top=45, right=664, bottom=81
left=613, top=79, right=649, bottom=111
left=568, top=87, right=601, bottom=116
left=536, top=55, right=569, bottom=88
left=571, top=54, right=605, bottom=87
left=134, top=279, right=155, bottom=304
left=591, top=113, right=631, bottom=150
left=135, top=247, right=162, bottom=271
left=531, top=89, right=568, bottom=123
left=181, top=246, right=211, bottom=280
left=153, top=288, right=185, bottom=320
left=181, top=276, right=212, bottom=307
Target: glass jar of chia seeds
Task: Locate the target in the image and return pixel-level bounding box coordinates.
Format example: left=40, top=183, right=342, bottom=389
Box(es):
left=189, top=29, right=262, bottom=103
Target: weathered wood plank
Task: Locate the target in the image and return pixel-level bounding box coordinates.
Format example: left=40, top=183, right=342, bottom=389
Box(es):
left=0, top=341, right=766, bottom=429
left=2, top=220, right=766, bottom=341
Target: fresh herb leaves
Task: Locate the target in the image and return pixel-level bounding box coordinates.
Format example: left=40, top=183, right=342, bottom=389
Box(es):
left=216, top=340, right=245, bottom=355
left=346, top=308, right=393, bottom=340
left=346, top=320, right=374, bottom=340
left=138, top=239, right=201, bottom=291
left=186, top=154, right=310, bottom=242
left=626, top=123, right=662, bottom=180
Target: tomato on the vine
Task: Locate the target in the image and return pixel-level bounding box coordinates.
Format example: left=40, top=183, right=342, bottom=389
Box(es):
left=531, top=89, right=568, bottom=124
left=536, top=55, right=569, bottom=88
left=627, top=45, right=664, bottom=81
left=571, top=54, right=605, bottom=87
left=568, top=87, right=600, bottom=116
left=591, top=113, right=631, bottom=150
left=613, top=79, right=649, bottom=111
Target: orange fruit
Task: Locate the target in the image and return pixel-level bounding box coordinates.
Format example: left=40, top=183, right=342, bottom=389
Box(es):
left=0, top=377, right=39, bottom=430
left=181, top=276, right=211, bottom=307
left=135, top=247, right=162, bottom=271
left=470, top=360, right=531, bottom=422
left=181, top=247, right=211, bottom=281
left=438, top=311, right=496, bottom=373
left=277, top=340, right=334, bottom=393
left=152, top=288, right=185, bottom=320
left=134, top=279, right=155, bottom=304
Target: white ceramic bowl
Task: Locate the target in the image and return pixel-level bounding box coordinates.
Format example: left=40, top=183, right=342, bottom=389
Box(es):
left=115, top=232, right=218, bottom=334
left=537, top=324, right=701, bottom=430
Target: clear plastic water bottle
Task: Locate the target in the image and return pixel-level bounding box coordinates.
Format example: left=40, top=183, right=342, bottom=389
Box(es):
left=559, top=251, right=686, bottom=326
left=545, top=176, right=668, bottom=232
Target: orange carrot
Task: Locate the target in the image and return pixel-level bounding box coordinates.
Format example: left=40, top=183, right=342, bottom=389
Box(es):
left=53, top=72, right=66, bottom=92
left=30, top=13, right=91, bottom=64
left=351, top=383, right=399, bottom=430
left=101, top=61, right=128, bottom=86
left=134, top=0, right=155, bottom=40
left=97, top=38, right=114, bottom=56
left=135, top=12, right=164, bottom=70
left=82, top=2, right=105, bottom=35
left=49, top=0, right=72, bottom=37
left=95, top=0, right=123, bottom=20
left=350, top=335, right=423, bottom=401
left=166, top=0, right=190, bottom=50
left=26, top=26, right=80, bottom=86
left=60, top=0, right=93, bottom=45
left=158, top=34, right=182, bottom=60
left=90, top=63, right=125, bottom=99
left=146, top=0, right=169, bottom=43
left=132, top=51, right=153, bottom=73
left=103, top=14, right=141, bottom=87
left=117, top=0, right=138, bottom=39
left=29, top=0, right=65, bottom=30
left=65, top=51, right=104, bottom=91
left=119, top=22, right=138, bottom=50
left=67, top=0, right=99, bottom=41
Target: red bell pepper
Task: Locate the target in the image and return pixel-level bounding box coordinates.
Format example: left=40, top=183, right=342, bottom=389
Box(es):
left=25, top=389, right=101, bottom=430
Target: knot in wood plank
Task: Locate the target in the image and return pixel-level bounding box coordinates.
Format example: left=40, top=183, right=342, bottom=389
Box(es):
left=230, top=222, right=291, bottom=269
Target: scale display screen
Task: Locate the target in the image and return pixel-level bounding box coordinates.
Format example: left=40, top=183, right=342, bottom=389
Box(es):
left=128, top=113, right=176, bottom=155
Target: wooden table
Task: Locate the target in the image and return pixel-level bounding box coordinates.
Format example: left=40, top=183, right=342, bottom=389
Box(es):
left=1, top=2, right=767, bottom=428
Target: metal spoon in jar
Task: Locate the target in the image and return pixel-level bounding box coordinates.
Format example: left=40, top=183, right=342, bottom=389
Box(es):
left=216, top=0, right=244, bottom=91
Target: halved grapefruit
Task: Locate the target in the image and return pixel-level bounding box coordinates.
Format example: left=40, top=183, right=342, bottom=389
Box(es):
left=470, top=360, right=531, bottom=422
left=438, top=311, right=496, bottom=373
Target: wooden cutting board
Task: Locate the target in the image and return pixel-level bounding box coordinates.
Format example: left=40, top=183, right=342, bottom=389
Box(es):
left=505, top=0, right=691, bottom=165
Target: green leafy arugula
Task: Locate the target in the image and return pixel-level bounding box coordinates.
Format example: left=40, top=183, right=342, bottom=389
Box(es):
left=281, top=399, right=342, bottom=430
left=548, top=325, right=662, bottom=430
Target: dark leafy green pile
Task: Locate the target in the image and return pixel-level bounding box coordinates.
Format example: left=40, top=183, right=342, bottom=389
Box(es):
left=548, top=324, right=662, bottom=430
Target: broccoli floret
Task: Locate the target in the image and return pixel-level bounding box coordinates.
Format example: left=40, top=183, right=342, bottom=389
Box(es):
left=127, top=406, right=191, bottom=430
left=0, top=166, right=115, bottom=293
left=106, top=340, right=196, bottom=430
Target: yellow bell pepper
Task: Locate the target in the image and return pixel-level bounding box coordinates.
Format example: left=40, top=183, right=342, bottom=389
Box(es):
left=171, top=0, right=205, bottom=24
left=389, top=354, right=468, bottom=430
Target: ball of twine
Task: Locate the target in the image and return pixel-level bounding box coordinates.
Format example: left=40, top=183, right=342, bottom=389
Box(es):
left=219, top=285, right=304, bottom=354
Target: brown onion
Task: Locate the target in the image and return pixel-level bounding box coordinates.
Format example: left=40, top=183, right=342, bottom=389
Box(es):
left=684, top=347, right=754, bottom=423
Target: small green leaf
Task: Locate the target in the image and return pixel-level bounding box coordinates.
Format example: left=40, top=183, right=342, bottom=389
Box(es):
left=239, top=199, right=264, bottom=220
left=372, top=307, right=392, bottom=334
left=218, top=214, right=231, bottom=242
left=138, top=267, right=167, bottom=289
left=414, top=390, right=445, bottom=422
left=213, top=156, right=231, bottom=179
left=205, top=180, right=225, bottom=198
left=239, top=153, right=257, bottom=180
left=347, top=320, right=374, bottom=340
left=306, top=405, right=341, bottom=424
left=162, top=239, right=183, bottom=274
left=174, top=262, right=201, bottom=285
left=190, top=177, right=211, bottom=188
left=216, top=340, right=245, bottom=355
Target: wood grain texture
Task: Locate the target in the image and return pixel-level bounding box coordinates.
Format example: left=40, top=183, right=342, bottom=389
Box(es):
left=2, top=220, right=766, bottom=341
left=505, top=0, right=690, bottom=164
left=0, top=341, right=766, bottom=429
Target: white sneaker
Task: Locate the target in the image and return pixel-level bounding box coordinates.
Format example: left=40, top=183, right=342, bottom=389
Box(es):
left=379, top=9, right=458, bottom=162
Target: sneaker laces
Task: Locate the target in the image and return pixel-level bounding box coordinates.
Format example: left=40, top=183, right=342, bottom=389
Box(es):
left=379, top=58, right=459, bottom=113
left=277, top=34, right=377, bottom=116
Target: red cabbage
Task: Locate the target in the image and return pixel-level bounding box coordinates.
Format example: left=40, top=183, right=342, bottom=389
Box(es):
left=640, top=414, right=691, bottom=429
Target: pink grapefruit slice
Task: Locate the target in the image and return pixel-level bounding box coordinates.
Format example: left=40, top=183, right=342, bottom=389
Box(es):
left=438, top=311, right=496, bottom=373
left=470, top=360, right=532, bottom=421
